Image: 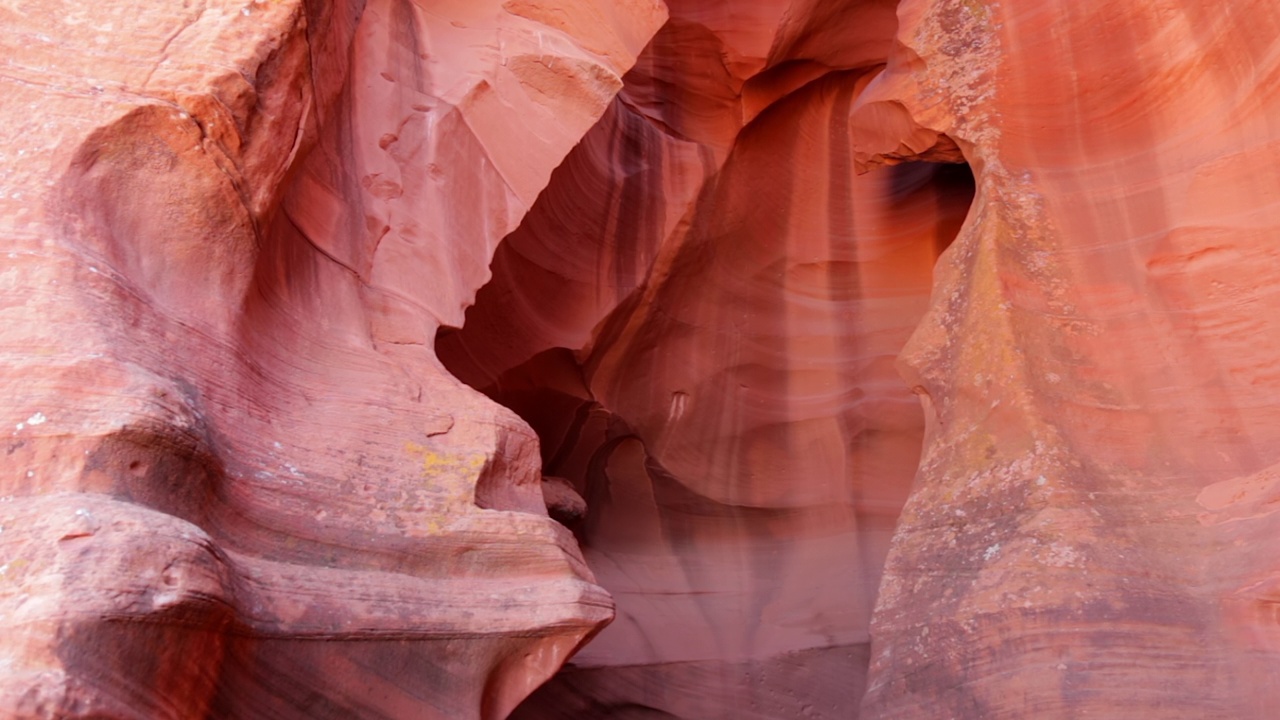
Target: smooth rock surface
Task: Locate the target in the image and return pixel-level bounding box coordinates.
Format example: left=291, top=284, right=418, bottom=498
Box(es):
left=11, top=0, right=1280, bottom=717
left=851, top=0, right=1280, bottom=717
left=0, top=0, right=663, bottom=717
left=440, top=2, right=972, bottom=716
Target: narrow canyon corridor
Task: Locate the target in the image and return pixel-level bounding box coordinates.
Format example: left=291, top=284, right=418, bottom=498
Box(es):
left=6, top=0, right=1280, bottom=717
left=436, top=45, right=975, bottom=714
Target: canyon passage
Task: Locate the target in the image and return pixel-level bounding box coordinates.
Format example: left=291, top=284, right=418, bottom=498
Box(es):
left=3, top=0, right=1280, bottom=718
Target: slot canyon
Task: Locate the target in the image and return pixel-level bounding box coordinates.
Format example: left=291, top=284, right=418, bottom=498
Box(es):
left=2, top=0, right=1280, bottom=718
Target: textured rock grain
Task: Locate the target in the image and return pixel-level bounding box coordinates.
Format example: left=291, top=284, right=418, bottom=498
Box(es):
left=0, top=1, right=663, bottom=717
left=853, top=0, right=1280, bottom=718
left=10, top=0, right=1280, bottom=718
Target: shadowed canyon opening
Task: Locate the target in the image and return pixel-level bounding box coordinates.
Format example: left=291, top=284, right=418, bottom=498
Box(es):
left=436, top=33, right=976, bottom=713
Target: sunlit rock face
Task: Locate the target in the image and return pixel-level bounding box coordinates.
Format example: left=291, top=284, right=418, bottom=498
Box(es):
left=0, top=0, right=664, bottom=717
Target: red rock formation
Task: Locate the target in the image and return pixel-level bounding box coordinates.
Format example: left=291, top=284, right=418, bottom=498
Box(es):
left=851, top=0, right=1280, bottom=717
left=12, top=0, right=1280, bottom=717
left=439, top=2, right=972, bottom=716
left=449, top=0, right=1280, bottom=717
left=0, top=0, right=662, bottom=717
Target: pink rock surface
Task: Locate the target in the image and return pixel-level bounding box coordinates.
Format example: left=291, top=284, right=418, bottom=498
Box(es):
left=448, top=0, right=1280, bottom=716
left=0, top=0, right=662, bottom=717
left=440, top=2, right=972, bottom=716
left=12, top=0, right=1280, bottom=717
left=850, top=0, right=1280, bottom=717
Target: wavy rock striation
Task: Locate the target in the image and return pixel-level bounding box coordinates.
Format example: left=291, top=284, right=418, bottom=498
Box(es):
left=10, top=0, right=1280, bottom=717
left=850, top=0, right=1280, bottom=717
left=439, top=1, right=973, bottom=716
left=0, top=0, right=663, bottom=717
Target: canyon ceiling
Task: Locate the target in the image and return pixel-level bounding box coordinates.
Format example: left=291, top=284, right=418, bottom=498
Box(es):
left=2, top=0, right=1280, bottom=718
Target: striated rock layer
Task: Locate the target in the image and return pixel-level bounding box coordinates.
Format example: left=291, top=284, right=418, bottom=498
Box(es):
left=11, top=0, right=1280, bottom=717
left=440, top=1, right=973, bottom=716
left=448, top=0, right=1280, bottom=717
left=0, top=0, right=664, bottom=717
left=852, top=0, right=1280, bottom=717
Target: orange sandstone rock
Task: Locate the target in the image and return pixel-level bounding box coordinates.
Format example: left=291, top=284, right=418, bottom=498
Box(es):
left=10, top=0, right=1280, bottom=717
left=851, top=0, right=1280, bottom=717
left=0, top=0, right=663, bottom=717
left=441, top=3, right=972, bottom=716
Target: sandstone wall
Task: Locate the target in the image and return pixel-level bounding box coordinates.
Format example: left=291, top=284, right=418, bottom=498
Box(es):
left=0, top=1, right=663, bottom=716
left=7, top=0, right=1280, bottom=718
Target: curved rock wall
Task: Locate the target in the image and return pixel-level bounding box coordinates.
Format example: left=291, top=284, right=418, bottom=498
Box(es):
left=447, top=0, right=1280, bottom=717
left=9, top=0, right=1280, bottom=717
left=0, top=1, right=662, bottom=717
left=439, top=2, right=973, bottom=716
left=853, top=0, right=1280, bottom=717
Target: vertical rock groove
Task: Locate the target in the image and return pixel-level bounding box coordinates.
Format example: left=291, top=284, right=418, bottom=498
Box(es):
left=439, top=5, right=974, bottom=714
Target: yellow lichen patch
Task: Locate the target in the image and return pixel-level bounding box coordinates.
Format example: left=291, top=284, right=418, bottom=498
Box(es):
left=403, top=441, right=487, bottom=512
left=959, top=0, right=990, bottom=23
left=0, top=557, right=30, bottom=582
